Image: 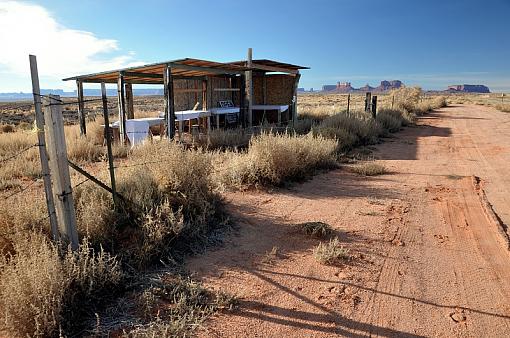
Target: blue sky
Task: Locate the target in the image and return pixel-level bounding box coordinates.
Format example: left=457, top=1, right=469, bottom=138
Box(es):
left=0, top=0, right=509, bottom=92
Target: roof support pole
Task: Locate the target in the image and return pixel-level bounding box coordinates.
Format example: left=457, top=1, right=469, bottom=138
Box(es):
left=202, top=78, right=208, bottom=111
left=245, top=48, right=253, bottom=128
left=163, top=66, right=175, bottom=140
left=125, top=83, right=134, bottom=119
left=76, top=80, right=86, bottom=136
left=117, top=73, right=127, bottom=144
left=239, top=74, right=246, bottom=128
left=291, top=72, right=301, bottom=127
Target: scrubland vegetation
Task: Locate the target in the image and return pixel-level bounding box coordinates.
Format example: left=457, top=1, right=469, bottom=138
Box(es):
left=0, top=87, right=445, bottom=336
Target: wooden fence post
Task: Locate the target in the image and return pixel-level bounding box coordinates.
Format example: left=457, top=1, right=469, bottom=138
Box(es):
left=44, top=94, right=79, bottom=250
left=163, top=66, right=175, bottom=139
left=391, top=95, right=395, bottom=109
left=101, top=83, right=118, bottom=209
left=347, top=94, right=350, bottom=113
left=371, top=96, right=378, bottom=119
left=117, top=73, right=127, bottom=144
left=76, top=80, right=86, bottom=136
left=29, top=55, right=59, bottom=239
left=365, top=92, right=372, bottom=113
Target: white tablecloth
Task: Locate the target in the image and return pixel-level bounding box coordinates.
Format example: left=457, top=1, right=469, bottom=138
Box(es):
left=209, top=107, right=240, bottom=115
left=111, top=117, right=164, bottom=128
left=252, top=105, right=289, bottom=112
left=209, top=105, right=289, bottom=114
left=158, top=110, right=210, bottom=121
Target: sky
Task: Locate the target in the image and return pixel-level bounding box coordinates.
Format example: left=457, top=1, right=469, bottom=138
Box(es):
left=0, top=0, right=509, bottom=92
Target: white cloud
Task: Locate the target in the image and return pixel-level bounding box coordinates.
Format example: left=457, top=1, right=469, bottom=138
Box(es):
left=0, top=1, right=143, bottom=91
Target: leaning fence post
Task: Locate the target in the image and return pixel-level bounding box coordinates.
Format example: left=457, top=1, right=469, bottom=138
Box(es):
left=101, top=83, right=119, bottom=209
left=371, top=95, right=378, bottom=119
left=29, top=55, right=58, bottom=239
left=43, top=94, right=79, bottom=250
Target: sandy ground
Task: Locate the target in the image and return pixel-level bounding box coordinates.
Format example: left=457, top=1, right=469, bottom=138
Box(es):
left=186, top=104, right=510, bottom=337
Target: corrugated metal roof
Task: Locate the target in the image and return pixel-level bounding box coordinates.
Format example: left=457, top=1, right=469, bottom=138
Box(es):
left=62, top=58, right=250, bottom=84
left=62, top=58, right=308, bottom=84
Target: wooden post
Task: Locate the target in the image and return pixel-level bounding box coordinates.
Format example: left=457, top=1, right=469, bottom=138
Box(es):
left=239, top=74, right=246, bottom=128
left=291, top=72, right=301, bottom=126
left=347, top=94, right=350, bottom=113
left=365, top=92, right=372, bottom=113
left=101, top=83, right=118, bottom=209
left=29, top=55, right=58, bottom=240
left=163, top=66, right=175, bottom=139
left=117, top=73, right=127, bottom=144
left=391, top=95, right=395, bottom=109
left=125, top=83, right=134, bottom=119
left=245, top=48, right=253, bottom=128
left=371, top=96, right=378, bottom=119
left=43, top=94, right=79, bottom=250
left=76, top=80, right=86, bottom=136
left=202, top=79, right=208, bottom=110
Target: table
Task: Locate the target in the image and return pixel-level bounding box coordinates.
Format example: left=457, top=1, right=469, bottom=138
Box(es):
left=159, top=110, right=211, bottom=135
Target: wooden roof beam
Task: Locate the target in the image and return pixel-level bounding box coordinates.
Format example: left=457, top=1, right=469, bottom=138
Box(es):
left=250, top=62, right=298, bottom=74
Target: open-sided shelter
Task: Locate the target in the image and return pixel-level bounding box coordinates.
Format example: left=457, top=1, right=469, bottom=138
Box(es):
left=62, top=49, right=308, bottom=144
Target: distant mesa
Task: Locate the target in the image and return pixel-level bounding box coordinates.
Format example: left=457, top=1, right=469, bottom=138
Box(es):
left=321, top=80, right=403, bottom=93
left=446, top=84, right=490, bottom=93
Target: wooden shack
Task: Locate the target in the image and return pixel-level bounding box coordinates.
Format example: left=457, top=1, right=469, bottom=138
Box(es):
left=62, top=49, right=308, bottom=144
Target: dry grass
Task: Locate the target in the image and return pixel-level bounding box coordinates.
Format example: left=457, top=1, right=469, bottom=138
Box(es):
left=214, top=132, right=338, bottom=188
left=313, top=237, right=350, bottom=265
left=351, top=162, right=388, bottom=176
left=298, top=221, right=332, bottom=238
left=313, top=111, right=382, bottom=151
left=0, top=232, right=121, bottom=337
left=496, top=104, right=510, bottom=113
left=125, top=275, right=236, bottom=337
left=204, top=128, right=251, bottom=149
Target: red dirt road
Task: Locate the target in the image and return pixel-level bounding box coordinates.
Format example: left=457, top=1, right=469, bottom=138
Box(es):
left=187, top=104, right=510, bottom=337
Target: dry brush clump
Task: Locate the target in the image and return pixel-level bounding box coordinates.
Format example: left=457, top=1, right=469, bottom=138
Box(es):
left=214, top=132, right=338, bottom=188
left=74, top=141, right=223, bottom=267
left=496, top=104, right=510, bottom=113
left=350, top=162, right=388, bottom=176
left=313, top=237, right=350, bottom=265
left=0, top=232, right=121, bottom=337
left=204, top=128, right=251, bottom=150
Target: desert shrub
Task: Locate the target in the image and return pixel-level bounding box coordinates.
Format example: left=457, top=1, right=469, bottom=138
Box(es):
left=298, top=221, right=332, bottom=238
left=431, top=96, right=448, bottom=109
left=205, top=128, right=251, bottom=149
left=390, top=87, right=422, bottom=113
left=496, top=104, right=510, bottom=113
left=0, top=124, right=15, bottom=133
left=293, top=117, right=315, bottom=134
left=215, top=132, right=337, bottom=188
left=350, top=162, right=388, bottom=176
left=314, top=111, right=382, bottom=150
left=313, top=237, right=350, bottom=265
left=126, top=276, right=236, bottom=337
left=0, top=232, right=121, bottom=337
left=376, top=109, right=404, bottom=132
left=72, top=141, right=223, bottom=266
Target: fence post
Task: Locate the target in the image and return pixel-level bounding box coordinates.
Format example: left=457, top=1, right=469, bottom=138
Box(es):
left=101, top=83, right=119, bottom=209
left=365, top=92, right=372, bottom=113
left=371, top=96, right=378, bottom=119
left=391, top=95, right=395, bottom=109
left=29, top=55, right=59, bottom=239
left=43, top=94, right=79, bottom=250
left=347, top=94, right=350, bottom=113
left=76, top=80, right=86, bottom=136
